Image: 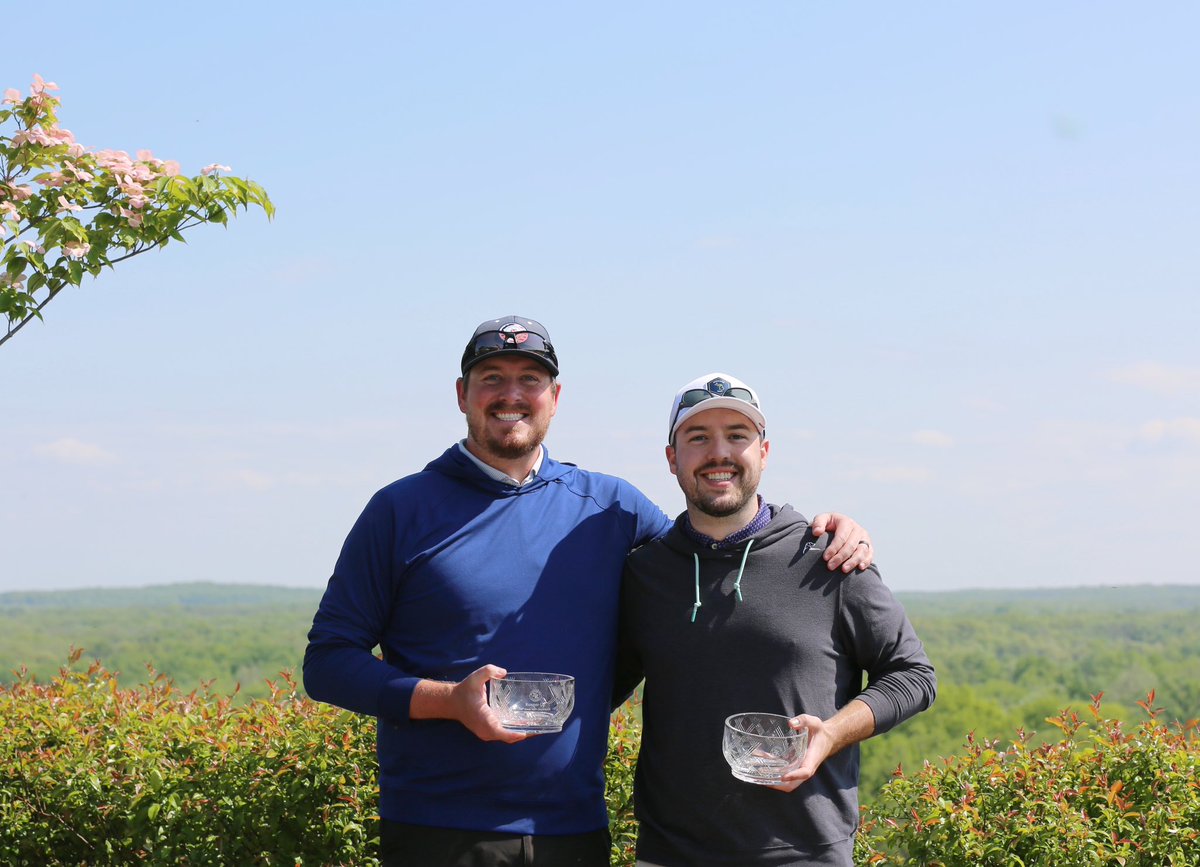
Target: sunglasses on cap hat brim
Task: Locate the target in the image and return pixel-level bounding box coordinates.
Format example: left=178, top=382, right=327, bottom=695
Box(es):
left=669, top=380, right=763, bottom=441
left=462, top=329, right=559, bottom=374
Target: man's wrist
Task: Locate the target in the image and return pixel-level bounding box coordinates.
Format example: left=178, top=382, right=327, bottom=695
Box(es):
left=825, top=699, right=876, bottom=753
left=409, top=678, right=455, bottom=720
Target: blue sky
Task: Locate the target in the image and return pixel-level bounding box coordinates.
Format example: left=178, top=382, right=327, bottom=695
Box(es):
left=3, top=2, right=1197, bottom=593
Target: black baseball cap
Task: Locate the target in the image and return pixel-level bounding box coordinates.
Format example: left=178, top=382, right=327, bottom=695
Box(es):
left=460, top=315, right=560, bottom=376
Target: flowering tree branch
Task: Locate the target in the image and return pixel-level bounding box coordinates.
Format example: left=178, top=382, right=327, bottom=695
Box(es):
left=0, top=74, right=274, bottom=348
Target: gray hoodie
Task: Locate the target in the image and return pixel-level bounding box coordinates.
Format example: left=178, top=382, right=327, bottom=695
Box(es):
left=617, top=504, right=936, bottom=866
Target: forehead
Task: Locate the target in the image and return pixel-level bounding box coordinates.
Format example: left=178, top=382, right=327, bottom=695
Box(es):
left=468, top=355, right=552, bottom=378
left=677, top=406, right=757, bottom=435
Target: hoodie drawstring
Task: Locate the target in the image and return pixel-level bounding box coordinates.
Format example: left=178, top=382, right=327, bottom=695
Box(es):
left=733, top=538, right=754, bottom=601
left=691, top=539, right=755, bottom=623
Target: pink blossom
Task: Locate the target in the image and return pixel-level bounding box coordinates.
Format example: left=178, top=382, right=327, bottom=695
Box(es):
left=12, top=129, right=57, bottom=147
left=161, top=160, right=181, bottom=177
left=30, top=74, right=58, bottom=95
left=201, top=163, right=232, bottom=176
left=56, top=195, right=82, bottom=214
left=95, top=149, right=134, bottom=173
left=20, top=240, right=46, bottom=255
left=2, top=88, right=20, bottom=105
left=136, top=149, right=155, bottom=162
left=118, top=176, right=146, bottom=202
left=67, top=143, right=86, bottom=159
left=9, top=186, right=33, bottom=202
left=119, top=206, right=143, bottom=228
left=42, top=171, right=69, bottom=188
left=62, top=241, right=91, bottom=259
left=0, top=201, right=18, bottom=217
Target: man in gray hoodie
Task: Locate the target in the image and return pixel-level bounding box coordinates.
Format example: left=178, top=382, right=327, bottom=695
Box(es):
left=617, top=373, right=937, bottom=867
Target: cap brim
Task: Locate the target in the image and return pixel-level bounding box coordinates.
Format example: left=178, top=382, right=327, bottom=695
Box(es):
left=462, top=348, right=559, bottom=376
left=671, top=398, right=766, bottom=439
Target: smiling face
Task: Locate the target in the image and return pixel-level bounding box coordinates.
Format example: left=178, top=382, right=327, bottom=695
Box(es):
left=457, top=355, right=560, bottom=473
left=667, top=406, right=769, bottom=532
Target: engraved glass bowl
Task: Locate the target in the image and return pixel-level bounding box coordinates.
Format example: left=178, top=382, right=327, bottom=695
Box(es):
left=488, top=672, right=575, bottom=733
left=722, top=712, right=808, bottom=784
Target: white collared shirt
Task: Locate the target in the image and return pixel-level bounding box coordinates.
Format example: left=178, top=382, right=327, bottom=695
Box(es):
left=457, top=440, right=544, bottom=487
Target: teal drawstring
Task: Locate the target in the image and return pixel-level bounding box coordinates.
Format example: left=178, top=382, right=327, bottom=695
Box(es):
left=691, top=539, right=755, bottom=622
left=732, top=538, right=754, bottom=601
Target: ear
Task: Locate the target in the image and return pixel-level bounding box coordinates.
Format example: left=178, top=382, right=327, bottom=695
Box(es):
left=665, top=444, right=678, bottom=477
left=549, top=379, right=562, bottom=416
left=760, top=437, right=770, bottom=470
left=456, top=377, right=467, bottom=413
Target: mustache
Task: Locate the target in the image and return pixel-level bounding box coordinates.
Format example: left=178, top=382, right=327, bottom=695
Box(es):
left=698, top=461, right=740, bottom=473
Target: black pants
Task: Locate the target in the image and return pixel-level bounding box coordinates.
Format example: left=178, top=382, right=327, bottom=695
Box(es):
left=380, top=820, right=611, bottom=867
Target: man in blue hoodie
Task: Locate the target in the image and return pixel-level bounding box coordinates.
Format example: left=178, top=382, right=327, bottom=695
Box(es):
left=303, top=318, right=875, bottom=867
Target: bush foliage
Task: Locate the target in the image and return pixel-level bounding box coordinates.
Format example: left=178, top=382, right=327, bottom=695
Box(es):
left=856, top=692, right=1200, bottom=866
left=7, top=651, right=1199, bottom=866
left=1, top=649, right=377, bottom=866
left=605, top=696, right=641, bottom=865
left=1, top=650, right=646, bottom=866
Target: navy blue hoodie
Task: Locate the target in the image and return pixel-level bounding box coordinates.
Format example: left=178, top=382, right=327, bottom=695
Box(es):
left=304, top=444, right=671, bottom=834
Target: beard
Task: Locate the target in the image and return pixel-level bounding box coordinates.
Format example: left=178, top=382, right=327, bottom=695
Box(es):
left=465, top=403, right=549, bottom=461
left=684, top=462, right=761, bottom=518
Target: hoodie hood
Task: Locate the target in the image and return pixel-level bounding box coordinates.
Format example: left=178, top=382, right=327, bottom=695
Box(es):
left=423, top=444, right=574, bottom=495
left=663, top=503, right=815, bottom=559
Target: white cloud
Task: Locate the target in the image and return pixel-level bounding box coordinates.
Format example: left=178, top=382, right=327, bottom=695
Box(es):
left=1110, top=362, right=1200, bottom=397
left=1136, top=418, right=1200, bottom=446
left=33, top=438, right=117, bottom=466
left=851, top=465, right=931, bottom=484
left=911, top=429, right=954, bottom=448
left=223, top=469, right=276, bottom=491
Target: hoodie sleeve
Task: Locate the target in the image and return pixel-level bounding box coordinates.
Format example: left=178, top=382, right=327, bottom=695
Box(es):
left=302, top=489, right=419, bottom=724
left=626, top=481, right=674, bottom=545
left=838, top=566, right=937, bottom=734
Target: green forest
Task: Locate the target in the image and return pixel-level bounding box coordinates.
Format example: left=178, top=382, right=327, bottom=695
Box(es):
left=3, top=582, right=1199, bottom=800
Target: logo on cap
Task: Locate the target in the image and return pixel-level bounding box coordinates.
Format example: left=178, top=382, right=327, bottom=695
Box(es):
left=500, top=323, right=530, bottom=344
left=707, top=378, right=731, bottom=396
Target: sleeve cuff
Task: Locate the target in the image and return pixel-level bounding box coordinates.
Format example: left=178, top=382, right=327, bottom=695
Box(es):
left=376, top=675, right=421, bottom=725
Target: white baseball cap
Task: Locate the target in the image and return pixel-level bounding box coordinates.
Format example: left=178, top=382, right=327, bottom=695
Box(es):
left=668, top=372, right=766, bottom=443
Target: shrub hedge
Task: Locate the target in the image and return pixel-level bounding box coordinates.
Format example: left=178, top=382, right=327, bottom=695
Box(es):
left=856, top=692, right=1200, bottom=866
left=1, top=650, right=644, bottom=866
left=1, top=649, right=377, bottom=865
left=8, top=654, right=1196, bottom=866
